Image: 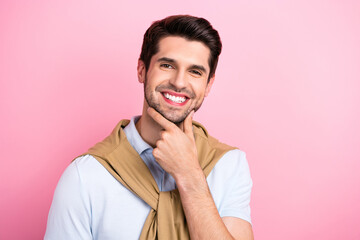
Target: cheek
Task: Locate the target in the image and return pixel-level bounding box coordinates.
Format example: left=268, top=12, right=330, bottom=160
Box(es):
left=193, top=83, right=208, bottom=97
left=147, top=70, right=168, bottom=87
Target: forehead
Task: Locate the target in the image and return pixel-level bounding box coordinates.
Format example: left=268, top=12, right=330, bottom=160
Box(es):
left=154, top=36, right=211, bottom=69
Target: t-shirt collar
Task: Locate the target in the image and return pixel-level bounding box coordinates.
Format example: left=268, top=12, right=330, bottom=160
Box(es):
left=123, top=116, right=153, bottom=155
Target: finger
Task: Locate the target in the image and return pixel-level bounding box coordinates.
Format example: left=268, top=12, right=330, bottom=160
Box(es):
left=147, top=107, right=175, bottom=131
left=184, top=110, right=194, bottom=138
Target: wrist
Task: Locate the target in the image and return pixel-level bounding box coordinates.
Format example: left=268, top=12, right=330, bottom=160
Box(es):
left=174, top=167, right=207, bottom=193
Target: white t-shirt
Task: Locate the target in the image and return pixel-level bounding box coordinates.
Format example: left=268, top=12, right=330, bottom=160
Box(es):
left=45, top=117, right=252, bottom=240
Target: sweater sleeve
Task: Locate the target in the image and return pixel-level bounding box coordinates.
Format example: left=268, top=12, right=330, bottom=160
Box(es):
left=44, top=157, right=92, bottom=240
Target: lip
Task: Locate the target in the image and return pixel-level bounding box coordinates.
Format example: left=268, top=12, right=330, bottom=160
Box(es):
left=161, top=91, right=189, bottom=106
left=161, top=91, right=189, bottom=98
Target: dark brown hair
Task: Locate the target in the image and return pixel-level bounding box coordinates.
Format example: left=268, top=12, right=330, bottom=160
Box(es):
left=139, top=15, right=222, bottom=81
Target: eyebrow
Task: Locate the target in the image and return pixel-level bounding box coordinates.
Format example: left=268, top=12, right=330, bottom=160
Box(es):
left=157, top=57, right=176, bottom=63
left=157, top=57, right=208, bottom=74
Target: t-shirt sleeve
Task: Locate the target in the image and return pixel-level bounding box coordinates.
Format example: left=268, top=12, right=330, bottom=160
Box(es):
left=207, top=149, right=253, bottom=224
left=44, top=157, right=92, bottom=240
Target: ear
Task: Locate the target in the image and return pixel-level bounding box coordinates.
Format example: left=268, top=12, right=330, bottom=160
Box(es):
left=137, top=59, right=146, bottom=83
left=204, top=74, right=215, bottom=97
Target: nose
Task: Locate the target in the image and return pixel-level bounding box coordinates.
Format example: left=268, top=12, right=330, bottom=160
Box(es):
left=169, top=70, right=187, bottom=90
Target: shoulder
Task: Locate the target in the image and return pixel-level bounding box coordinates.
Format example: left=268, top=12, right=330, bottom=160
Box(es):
left=206, top=148, right=252, bottom=198
left=53, top=154, right=117, bottom=197
left=206, top=148, right=252, bottom=190
left=71, top=154, right=103, bottom=175
left=54, top=155, right=103, bottom=195
left=212, top=149, right=249, bottom=174
left=61, top=155, right=102, bottom=182
left=69, top=154, right=119, bottom=187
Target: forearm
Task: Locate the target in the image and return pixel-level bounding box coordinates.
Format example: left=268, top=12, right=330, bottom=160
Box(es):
left=175, top=169, right=235, bottom=240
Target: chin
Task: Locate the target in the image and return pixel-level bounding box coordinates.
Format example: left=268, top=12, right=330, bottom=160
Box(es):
left=160, top=111, right=188, bottom=124
left=151, top=106, right=190, bottom=124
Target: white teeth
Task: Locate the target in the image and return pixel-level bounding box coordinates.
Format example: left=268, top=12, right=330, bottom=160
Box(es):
left=164, top=93, right=186, bottom=103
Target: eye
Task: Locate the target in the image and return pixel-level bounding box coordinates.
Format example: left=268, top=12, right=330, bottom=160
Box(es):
left=190, top=69, right=202, bottom=76
left=160, top=63, right=174, bottom=69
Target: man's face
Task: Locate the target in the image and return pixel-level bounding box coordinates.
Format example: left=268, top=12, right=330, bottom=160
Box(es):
left=138, top=36, right=215, bottom=124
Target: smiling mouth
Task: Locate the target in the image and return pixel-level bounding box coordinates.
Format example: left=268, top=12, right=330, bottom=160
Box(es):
left=161, top=92, right=189, bottom=105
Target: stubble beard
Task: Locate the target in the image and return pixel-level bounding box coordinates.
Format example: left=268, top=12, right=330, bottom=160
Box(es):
left=144, top=77, right=204, bottom=125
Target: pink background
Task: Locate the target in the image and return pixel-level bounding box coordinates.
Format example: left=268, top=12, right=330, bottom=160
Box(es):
left=1, top=1, right=360, bottom=239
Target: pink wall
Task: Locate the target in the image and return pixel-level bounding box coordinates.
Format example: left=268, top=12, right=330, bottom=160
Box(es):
left=1, top=1, right=360, bottom=239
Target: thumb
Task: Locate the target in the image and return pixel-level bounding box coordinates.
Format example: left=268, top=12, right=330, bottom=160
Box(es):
left=184, top=110, right=194, bottom=138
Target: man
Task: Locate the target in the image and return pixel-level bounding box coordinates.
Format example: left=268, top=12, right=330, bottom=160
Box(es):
left=45, top=15, right=253, bottom=240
